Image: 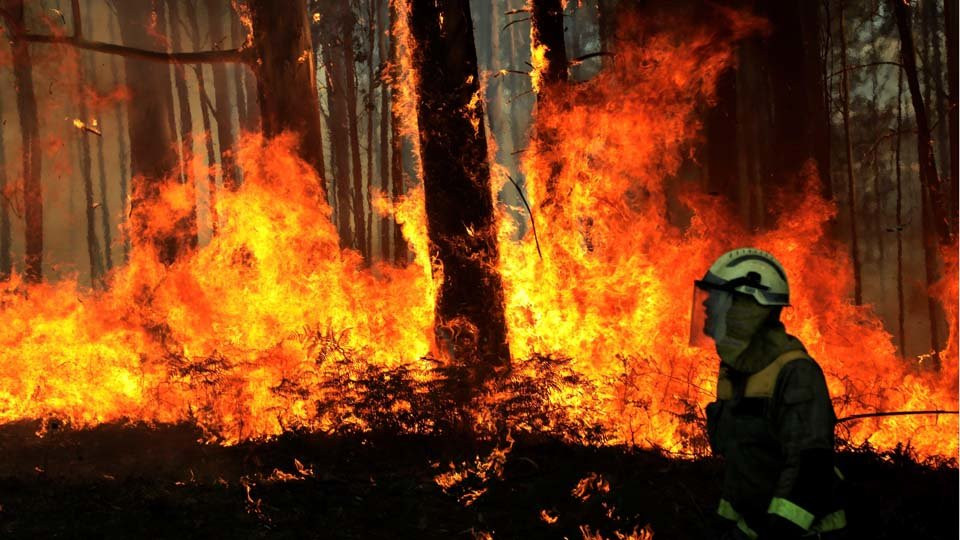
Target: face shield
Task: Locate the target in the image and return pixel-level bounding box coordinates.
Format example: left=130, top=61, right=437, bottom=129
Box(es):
left=689, top=282, right=733, bottom=349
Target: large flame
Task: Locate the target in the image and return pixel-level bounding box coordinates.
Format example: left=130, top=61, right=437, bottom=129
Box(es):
left=0, top=5, right=955, bottom=459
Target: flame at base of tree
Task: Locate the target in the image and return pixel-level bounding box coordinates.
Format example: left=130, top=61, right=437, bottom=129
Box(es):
left=0, top=5, right=955, bottom=458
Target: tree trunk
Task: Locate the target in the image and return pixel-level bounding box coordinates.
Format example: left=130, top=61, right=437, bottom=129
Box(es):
left=204, top=0, right=239, bottom=188
left=389, top=0, right=406, bottom=265
left=107, top=12, right=130, bottom=261
left=5, top=0, right=44, bottom=282
left=838, top=3, right=862, bottom=305
left=231, top=13, right=249, bottom=136
left=597, top=0, right=616, bottom=67
left=895, top=67, right=906, bottom=356
left=530, top=0, right=568, bottom=205
left=705, top=67, right=738, bottom=202
left=409, top=0, right=511, bottom=379
left=0, top=92, right=10, bottom=279
left=76, top=37, right=104, bottom=286
left=114, top=0, right=187, bottom=265
left=760, top=0, right=831, bottom=206
left=365, top=0, right=376, bottom=260
left=183, top=0, right=220, bottom=234
left=378, top=0, right=391, bottom=261
left=944, top=0, right=959, bottom=237
left=168, top=0, right=199, bottom=248
left=891, top=0, right=946, bottom=359
left=248, top=0, right=327, bottom=194
left=892, top=0, right=950, bottom=244
left=343, top=18, right=368, bottom=257
left=315, top=4, right=355, bottom=248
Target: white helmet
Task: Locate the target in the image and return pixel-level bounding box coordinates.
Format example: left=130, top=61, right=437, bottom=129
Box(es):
left=689, top=248, right=789, bottom=349
left=696, top=247, right=790, bottom=306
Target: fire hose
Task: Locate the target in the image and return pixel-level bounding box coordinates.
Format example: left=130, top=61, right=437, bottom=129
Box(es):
left=836, top=409, right=960, bottom=423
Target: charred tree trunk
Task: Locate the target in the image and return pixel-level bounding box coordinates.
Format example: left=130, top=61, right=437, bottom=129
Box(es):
left=530, top=0, right=568, bottom=205
left=945, top=0, right=959, bottom=236
left=184, top=0, right=220, bottom=234
left=389, top=0, right=406, bottom=265
left=5, top=0, right=43, bottom=281
left=204, top=0, right=239, bottom=188
left=597, top=0, right=616, bottom=67
left=231, top=14, right=249, bottom=137
left=409, top=0, right=511, bottom=379
left=378, top=0, right=391, bottom=261
left=838, top=3, right=862, bottom=305
left=168, top=0, right=198, bottom=248
left=248, top=0, right=327, bottom=194
left=344, top=15, right=368, bottom=258
left=0, top=93, right=10, bottom=279
left=365, top=0, right=376, bottom=259
left=892, top=0, right=946, bottom=359
left=114, top=0, right=188, bottom=265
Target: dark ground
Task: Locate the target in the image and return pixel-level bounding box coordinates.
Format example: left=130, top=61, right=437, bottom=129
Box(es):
left=0, top=421, right=954, bottom=539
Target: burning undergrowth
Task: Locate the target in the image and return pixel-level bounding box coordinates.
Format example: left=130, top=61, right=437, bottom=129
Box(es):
left=0, top=2, right=955, bottom=468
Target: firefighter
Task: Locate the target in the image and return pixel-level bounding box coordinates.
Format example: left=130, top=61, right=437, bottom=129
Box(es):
left=690, top=247, right=847, bottom=540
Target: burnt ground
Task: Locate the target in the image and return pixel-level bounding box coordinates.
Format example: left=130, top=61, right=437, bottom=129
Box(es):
left=0, top=421, right=954, bottom=539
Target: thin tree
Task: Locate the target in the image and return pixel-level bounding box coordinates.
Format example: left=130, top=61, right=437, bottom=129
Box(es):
left=378, top=0, right=390, bottom=261
left=184, top=0, right=221, bottom=234
left=74, top=22, right=104, bottom=286
left=343, top=9, right=367, bottom=258
left=389, top=0, right=406, bottom=264
left=409, top=0, right=511, bottom=380
left=107, top=12, right=129, bottom=261
left=891, top=0, right=946, bottom=360
left=204, top=0, right=238, bottom=187
left=1, top=0, right=43, bottom=282
left=895, top=66, right=907, bottom=356
left=365, top=0, right=376, bottom=259
left=839, top=1, right=863, bottom=304
left=944, top=0, right=959, bottom=233
left=168, top=0, right=199, bottom=247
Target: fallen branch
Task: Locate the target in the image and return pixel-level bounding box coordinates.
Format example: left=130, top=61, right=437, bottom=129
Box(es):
left=837, top=409, right=960, bottom=423
left=506, top=174, right=543, bottom=261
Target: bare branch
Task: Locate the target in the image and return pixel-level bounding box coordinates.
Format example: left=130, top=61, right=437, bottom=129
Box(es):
left=505, top=8, right=531, bottom=15
left=71, top=0, right=82, bottom=39
left=827, top=61, right=903, bottom=80
left=570, top=51, right=615, bottom=64
left=506, top=174, right=543, bottom=261
left=20, top=32, right=249, bottom=64
left=502, top=16, right=530, bottom=32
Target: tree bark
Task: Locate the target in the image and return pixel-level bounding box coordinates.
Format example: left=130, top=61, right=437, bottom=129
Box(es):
left=107, top=12, right=130, bottom=261
left=204, top=0, right=239, bottom=188
left=247, top=0, right=327, bottom=194
left=705, top=67, right=738, bottom=202
left=895, top=67, right=906, bottom=356
left=114, top=0, right=190, bottom=265
left=230, top=12, right=249, bottom=137
left=4, top=0, right=44, bottom=282
left=838, top=3, right=862, bottom=305
left=76, top=33, right=104, bottom=286
left=530, top=0, right=568, bottom=90
left=365, top=0, right=376, bottom=259
left=891, top=0, right=946, bottom=359
left=344, top=13, right=367, bottom=258
left=409, top=0, right=511, bottom=379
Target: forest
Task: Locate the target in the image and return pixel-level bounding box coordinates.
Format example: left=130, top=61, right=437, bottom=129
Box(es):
left=0, top=0, right=957, bottom=538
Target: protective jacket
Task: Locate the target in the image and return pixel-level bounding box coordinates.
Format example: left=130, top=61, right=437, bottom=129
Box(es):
left=705, top=321, right=846, bottom=539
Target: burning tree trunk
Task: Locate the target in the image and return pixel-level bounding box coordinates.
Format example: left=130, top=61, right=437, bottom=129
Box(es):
left=891, top=0, right=947, bottom=359
left=530, top=0, right=568, bottom=205
left=204, top=0, right=239, bottom=188
left=0, top=93, right=10, bottom=279
left=389, top=0, right=407, bottom=265
left=247, top=0, right=326, bottom=193
left=409, top=0, right=511, bottom=378
left=838, top=3, right=862, bottom=305
left=114, top=0, right=192, bottom=265
left=3, top=0, right=43, bottom=282
left=230, top=14, right=249, bottom=138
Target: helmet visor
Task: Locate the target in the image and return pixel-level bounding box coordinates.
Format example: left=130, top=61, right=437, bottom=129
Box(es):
left=689, top=284, right=732, bottom=349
